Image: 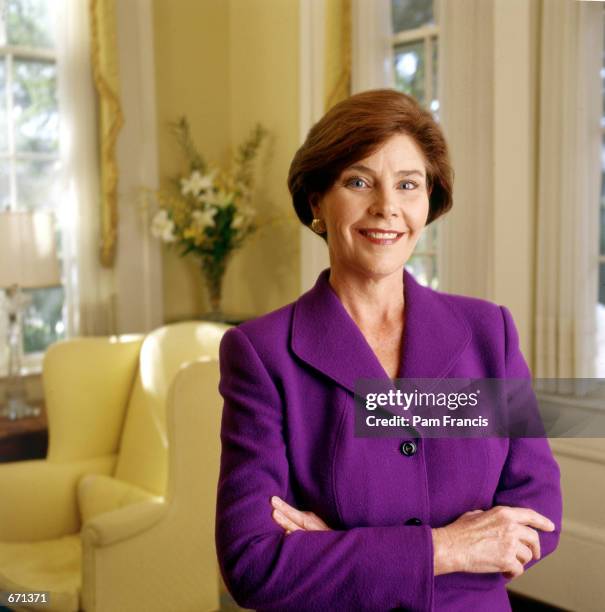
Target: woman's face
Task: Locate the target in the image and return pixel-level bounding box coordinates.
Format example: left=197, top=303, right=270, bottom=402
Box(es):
left=311, top=133, right=431, bottom=281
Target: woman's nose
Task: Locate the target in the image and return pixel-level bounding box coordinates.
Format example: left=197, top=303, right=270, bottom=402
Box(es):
left=368, top=191, right=399, bottom=218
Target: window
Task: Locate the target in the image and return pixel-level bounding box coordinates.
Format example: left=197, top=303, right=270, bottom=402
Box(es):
left=598, top=4, right=605, bottom=377
left=390, top=0, right=439, bottom=289
left=0, top=0, right=65, bottom=375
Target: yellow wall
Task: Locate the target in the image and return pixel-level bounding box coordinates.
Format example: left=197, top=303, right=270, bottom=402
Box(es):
left=323, top=0, right=351, bottom=111
left=153, top=0, right=301, bottom=322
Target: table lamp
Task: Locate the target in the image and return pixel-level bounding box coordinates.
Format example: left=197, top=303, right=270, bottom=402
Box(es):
left=0, top=210, right=61, bottom=420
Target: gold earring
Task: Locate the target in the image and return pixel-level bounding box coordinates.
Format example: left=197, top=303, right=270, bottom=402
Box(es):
left=310, top=218, right=326, bottom=234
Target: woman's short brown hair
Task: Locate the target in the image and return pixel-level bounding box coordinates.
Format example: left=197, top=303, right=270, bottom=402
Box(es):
left=287, top=88, right=454, bottom=238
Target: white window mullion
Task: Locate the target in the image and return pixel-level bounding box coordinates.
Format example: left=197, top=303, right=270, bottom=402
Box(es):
left=0, top=1, right=6, bottom=44
left=601, top=121, right=605, bottom=271
left=0, top=44, right=55, bottom=61
left=392, top=25, right=439, bottom=45
left=425, top=34, right=433, bottom=110
left=0, top=152, right=57, bottom=162
left=0, top=54, right=7, bottom=210
left=6, top=50, right=15, bottom=210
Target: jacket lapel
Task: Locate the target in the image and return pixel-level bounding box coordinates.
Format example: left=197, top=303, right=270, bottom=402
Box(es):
left=291, top=266, right=472, bottom=394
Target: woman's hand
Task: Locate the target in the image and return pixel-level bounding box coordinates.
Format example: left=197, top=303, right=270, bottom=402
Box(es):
left=270, top=496, right=332, bottom=535
left=431, top=505, right=556, bottom=579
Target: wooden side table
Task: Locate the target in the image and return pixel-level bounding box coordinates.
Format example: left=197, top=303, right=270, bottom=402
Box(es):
left=200, top=313, right=257, bottom=326
left=0, top=400, right=48, bottom=462
left=165, top=313, right=257, bottom=326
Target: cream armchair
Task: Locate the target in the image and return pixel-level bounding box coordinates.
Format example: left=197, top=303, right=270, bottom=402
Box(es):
left=0, top=321, right=230, bottom=612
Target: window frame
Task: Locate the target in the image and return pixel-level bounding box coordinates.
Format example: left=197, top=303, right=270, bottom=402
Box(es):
left=389, top=1, right=440, bottom=289
left=596, top=2, right=605, bottom=378
left=0, top=19, right=64, bottom=377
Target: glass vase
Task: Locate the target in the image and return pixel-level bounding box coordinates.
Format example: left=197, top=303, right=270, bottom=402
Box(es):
left=200, top=256, right=230, bottom=321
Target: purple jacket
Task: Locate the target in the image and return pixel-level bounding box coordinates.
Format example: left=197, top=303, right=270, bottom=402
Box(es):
left=215, top=267, right=562, bottom=612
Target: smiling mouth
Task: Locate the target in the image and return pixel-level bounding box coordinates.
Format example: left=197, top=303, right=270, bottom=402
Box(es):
left=357, top=229, right=405, bottom=245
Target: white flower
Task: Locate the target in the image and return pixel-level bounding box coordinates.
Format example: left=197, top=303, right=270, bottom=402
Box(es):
left=240, top=205, right=257, bottom=219
left=231, top=213, right=245, bottom=229
left=202, top=189, right=220, bottom=206
left=191, top=208, right=218, bottom=228
left=204, top=188, right=234, bottom=209
left=151, top=209, right=177, bottom=243
left=180, top=170, right=216, bottom=197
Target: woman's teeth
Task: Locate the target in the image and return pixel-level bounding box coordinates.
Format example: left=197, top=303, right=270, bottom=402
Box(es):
left=365, top=231, right=397, bottom=239
left=357, top=229, right=403, bottom=245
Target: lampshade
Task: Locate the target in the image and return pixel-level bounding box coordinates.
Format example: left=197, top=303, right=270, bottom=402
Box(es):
left=0, top=210, right=61, bottom=289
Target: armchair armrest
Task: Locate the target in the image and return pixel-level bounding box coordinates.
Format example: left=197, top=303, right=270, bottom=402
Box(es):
left=79, top=360, right=222, bottom=612
left=0, top=455, right=117, bottom=542
left=81, top=498, right=165, bottom=548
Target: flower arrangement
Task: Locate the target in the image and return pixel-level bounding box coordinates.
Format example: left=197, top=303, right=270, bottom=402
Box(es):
left=150, top=117, right=268, bottom=317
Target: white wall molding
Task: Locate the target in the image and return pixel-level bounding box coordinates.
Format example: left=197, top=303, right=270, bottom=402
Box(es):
left=511, top=522, right=605, bottom=610
left=527, top=437, right=605, bottom=609
left=491, top=0, right=534, bottom=352
left=551, top=440, right=605, bottom=466
left=299, top=0, right=329, bottom=293
left=351, top=0, right=394, bottom=94
left=437, top=0, right=534, bottom=357
left=114, top=0, right=163, bottom=333
left=562, top=517, right=605, bottom=548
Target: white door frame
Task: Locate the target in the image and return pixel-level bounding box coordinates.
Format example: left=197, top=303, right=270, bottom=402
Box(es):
left=299, top=0, right=330, bottom=293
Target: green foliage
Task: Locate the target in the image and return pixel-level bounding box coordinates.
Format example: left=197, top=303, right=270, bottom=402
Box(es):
left=22, top=285, right=64, bottom=354
left=391, top=0, right=434, bottom=33
left=6, top=0, right=55, bottom=49
left=232, top=123, right=269, bottom=195
left=13, top=59, right=58, bottom=154
left=168, top=117, right=207, bottom=173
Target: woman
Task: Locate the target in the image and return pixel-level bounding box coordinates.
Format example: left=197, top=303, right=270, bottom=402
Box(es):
left=215, top=89, right=562, bottom=612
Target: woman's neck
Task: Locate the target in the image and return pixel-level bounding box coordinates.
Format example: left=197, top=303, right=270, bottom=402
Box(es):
left=328, top=266, right=405, bottom=329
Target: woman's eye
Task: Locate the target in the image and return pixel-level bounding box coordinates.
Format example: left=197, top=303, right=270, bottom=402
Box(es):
left=346, top=177, right=367, bottom=188
left=401, top=181, right=417, bottom=190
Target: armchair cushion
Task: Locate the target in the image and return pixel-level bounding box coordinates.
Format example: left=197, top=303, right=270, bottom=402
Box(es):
left=0, top=456, right=117, bottom=543
left=78, top=474, right=162, bottom=526
left=0, top=534, right=80, bottom=612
